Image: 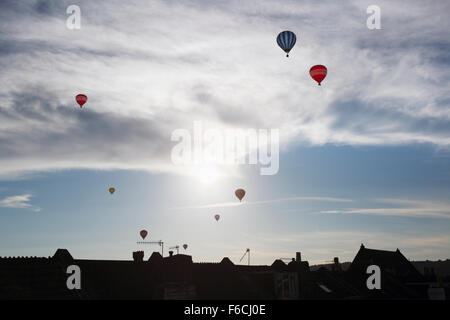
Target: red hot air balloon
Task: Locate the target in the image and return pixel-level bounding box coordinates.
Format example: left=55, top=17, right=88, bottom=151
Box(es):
left=183, top=244, right=188, bottom=250
left=214, top=214, right=220, bottom=222
left=309, top=65, right=327, bottom=86
left=76, top=94, right=88, bottom=108
left=140, top=230, right=148, bottom=240
left=235, top=189, right=246, bottom=202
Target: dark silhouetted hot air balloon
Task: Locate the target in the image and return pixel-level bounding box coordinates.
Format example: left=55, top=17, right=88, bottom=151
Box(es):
left=310, top=65, right=327, bottom=85
left=276, top=31, right=296, bottom=57
left=183, top=244, right=188, bottom=250
left=140, top=230, right=148, bottom=240
left=76, top=94, right=87, bottom=108
left=214, top=214, right=220, bottom=221
left=109, top=187, right=115, bottom=194
left=235, top=189, right=246, bottom=202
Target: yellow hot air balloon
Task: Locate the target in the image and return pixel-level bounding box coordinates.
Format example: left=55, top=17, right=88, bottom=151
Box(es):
left=109, top=187, right=115, bottom=194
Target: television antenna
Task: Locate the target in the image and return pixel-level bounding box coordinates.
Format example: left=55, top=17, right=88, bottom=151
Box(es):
left=169, top=245, right=180, bottom=255
left=137, top=240, right=164, bottom=257
left=239, top=248, right=250, bottom=266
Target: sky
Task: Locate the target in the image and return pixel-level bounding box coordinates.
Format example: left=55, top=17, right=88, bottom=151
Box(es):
left=0, top=0, right=449, bottom=265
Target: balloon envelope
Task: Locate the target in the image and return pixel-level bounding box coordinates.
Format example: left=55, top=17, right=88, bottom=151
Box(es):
left=183, top=244, right=188, bottom=250
left=109, top=187, right=115, bottom=194
left=214, top=214, right=220, bottom=221
left=276, top=31, right=297, bottom=57
left=76, top=94, right=87, bottom=108
left=310, top=65, right=327, bottom=85
left=235, top=189, right=246, bottom=201
left=140, top=230, right=148, bottom=240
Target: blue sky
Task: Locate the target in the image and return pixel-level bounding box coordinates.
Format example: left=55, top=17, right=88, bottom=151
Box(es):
left=0, top=0, right=450, bottom=265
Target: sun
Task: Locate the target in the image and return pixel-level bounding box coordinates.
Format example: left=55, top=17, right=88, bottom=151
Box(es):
left=192, top=166, right=221, bottom=185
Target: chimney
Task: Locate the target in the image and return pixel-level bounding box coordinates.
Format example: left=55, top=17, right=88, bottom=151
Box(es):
left=296, top=252, right=301, bottom=262
left=333, top=257, right=341, bottom=271
left=133, top=251, right=144, bottom=262
left=169, top=250, right=174, bottom=257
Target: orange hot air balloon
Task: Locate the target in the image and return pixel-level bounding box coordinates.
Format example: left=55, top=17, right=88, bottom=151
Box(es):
left=310, top=65, right=327, bottom=86
left=214, top=214, right=220, bottom=221
left=109, top=187, right=115, bottom=194
left=183, top=244, right=188, bottom=250
left=235, top=189, right=246, bottom=202
left=76, top=94, right=88, bottom=108
left=140, top=230, right=148, bottom=240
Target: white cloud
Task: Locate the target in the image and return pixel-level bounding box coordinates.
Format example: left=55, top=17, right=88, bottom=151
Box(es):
left=0, top=194, right=41, bottom=212
left=170, top=195, right=353, bottom=210
left=320, top=198, right=450, bottom=219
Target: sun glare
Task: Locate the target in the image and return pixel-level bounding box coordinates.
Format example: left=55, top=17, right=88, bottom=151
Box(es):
left=192, top=166, right=221, bottom=185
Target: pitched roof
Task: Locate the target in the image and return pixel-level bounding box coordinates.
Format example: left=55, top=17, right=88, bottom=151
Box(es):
left=349, top=244, right=424, bottom=283
left=271, top=259, right=287, bottom=271
left=147, top=251, right=163, bottom=264
left=220, top=257, right=234, bottom=267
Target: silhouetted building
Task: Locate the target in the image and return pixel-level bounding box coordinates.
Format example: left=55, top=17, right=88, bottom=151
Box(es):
left=0, top=245, right=438, bottom=300
left=346, top=244, right=428, bottom=299
left=349, top=244, right=424, bottom=281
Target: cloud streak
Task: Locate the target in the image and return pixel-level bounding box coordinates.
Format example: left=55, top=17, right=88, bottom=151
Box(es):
left=170, top=195, right=353, bottom=210
left=0, top=194, right=41, bottom=212
left=320, top=198, right=450, bottom=219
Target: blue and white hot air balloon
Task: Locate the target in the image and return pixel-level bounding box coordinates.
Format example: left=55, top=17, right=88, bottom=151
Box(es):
left=276, top=31, right=297, bottom=57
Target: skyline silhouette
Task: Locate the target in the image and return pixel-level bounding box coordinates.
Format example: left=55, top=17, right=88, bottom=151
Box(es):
left=0, top=244, right=448, bottom=299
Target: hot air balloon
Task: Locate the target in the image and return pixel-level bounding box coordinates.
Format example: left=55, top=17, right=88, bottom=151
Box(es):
left=276, top=31, right=297, bottom=57
left=76, top=94, right=87, bottom=108
left=140, top=230, right=148, bottom=240
left=183, top=244, right=188, bottom=250
left=310, top=65, right=327, bottom=86
left=235, top=189, right=246, bottom=202
left=109, top=187, right=115, bottom=194
left=214, top=214, right=220, bottom=222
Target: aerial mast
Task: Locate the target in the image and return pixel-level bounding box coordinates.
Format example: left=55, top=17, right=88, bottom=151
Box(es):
left=169, top=245, right=180, bottom=255
left=137, top=240, right=164, bottom=257
left=239, top=248, right=250, bottom=266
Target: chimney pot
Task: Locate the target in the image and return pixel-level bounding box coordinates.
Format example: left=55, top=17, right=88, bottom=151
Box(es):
left=133, top=251, right=144, bottom=262
left=296, top=252, right=301, bottom=262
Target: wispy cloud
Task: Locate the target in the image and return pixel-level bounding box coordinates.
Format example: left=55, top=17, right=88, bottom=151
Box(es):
left=170, top=195, right=353, bottom=210
left=252, top=196, right=353, bottom=204
left=171, top=201, right=243, bottom=210
left=0, top=194, right=41, bottom=212
left=320, top=198, right=450, bottom=219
